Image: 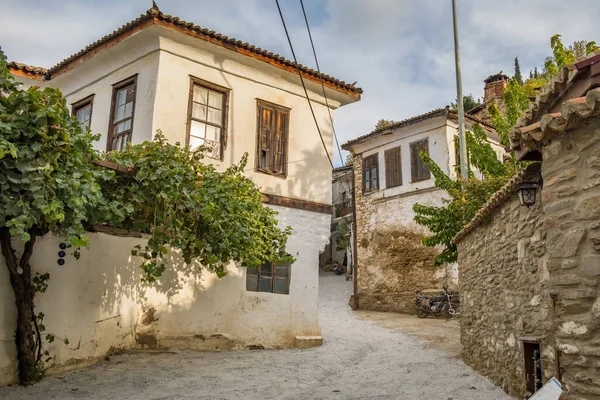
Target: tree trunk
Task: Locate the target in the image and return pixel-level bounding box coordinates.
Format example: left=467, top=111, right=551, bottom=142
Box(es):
left=0, top=227, right=38, bottom=385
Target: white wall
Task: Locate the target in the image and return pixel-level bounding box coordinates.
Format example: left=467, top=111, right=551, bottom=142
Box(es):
left=353, top=116, right=450, bottom=200
left=152, top=29, right=339, bottom=204
left=0, top=205, right=329, bottom=385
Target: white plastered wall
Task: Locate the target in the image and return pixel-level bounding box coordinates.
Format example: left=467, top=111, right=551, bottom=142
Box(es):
left=0, top=206, right=329, bottom=385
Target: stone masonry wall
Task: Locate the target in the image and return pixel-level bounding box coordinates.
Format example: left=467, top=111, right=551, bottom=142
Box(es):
left=353, top=154, right=455, bottom=313
left=541, top=120, right=600, bottom=400
left=458, top=196, right=553, bottom=398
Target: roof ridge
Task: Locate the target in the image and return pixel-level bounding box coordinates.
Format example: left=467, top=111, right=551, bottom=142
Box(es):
left=12, top=6, right=361, bottom=95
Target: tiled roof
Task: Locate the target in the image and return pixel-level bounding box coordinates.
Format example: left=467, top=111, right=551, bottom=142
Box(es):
left=484, top=71, right=509, bottom=84
left=453, top=169, right=526, bottom=244
left=7, top=61, right=48, bottom=78
left=514, top=88, right=600, bottom=149
left=9, top=5, right=361, bottom=97
left=342, top=107, right=495, bottom=150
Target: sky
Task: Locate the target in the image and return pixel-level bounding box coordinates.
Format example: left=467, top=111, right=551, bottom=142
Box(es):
left=1, top=0, right=599, bottom=166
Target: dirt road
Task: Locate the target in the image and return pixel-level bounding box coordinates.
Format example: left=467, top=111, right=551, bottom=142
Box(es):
left=0, top=274, right=509, bottom=400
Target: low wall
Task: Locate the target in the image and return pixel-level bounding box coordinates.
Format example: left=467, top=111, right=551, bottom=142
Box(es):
left=0, top=205, right=328, bottom=385
left=457, top=195, right=553, bottom=398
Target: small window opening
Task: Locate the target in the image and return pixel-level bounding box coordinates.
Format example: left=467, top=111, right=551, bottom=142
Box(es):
left=524, top=341, right=543, bottom=394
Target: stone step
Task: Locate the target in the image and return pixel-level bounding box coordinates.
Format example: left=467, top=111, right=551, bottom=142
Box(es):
left=295, top=336, right=323, bottom=349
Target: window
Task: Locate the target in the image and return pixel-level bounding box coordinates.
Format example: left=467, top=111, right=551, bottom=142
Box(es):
left=72, top=95, right=94, bottom=131
left=256, top=100, right=290, bottom=177
left=107, top=75, right=137, bottom=151
left=362, top=154, right=378, bottom=193
left=410, top=139, right=430, bottom=182
left=384, top=146, right=402, bottom=188
left=187, top=78, right=229, bottom=159
left=246, top=261, right=291, bottom=295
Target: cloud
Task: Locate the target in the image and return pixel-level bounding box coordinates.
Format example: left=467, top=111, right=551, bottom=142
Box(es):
left=1, top=0, right=599, bottom=166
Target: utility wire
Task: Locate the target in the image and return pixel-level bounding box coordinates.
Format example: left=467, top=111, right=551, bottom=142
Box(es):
left=274, top=0, right=334, bottom=169
left=299, top=0, right=345, bottom=166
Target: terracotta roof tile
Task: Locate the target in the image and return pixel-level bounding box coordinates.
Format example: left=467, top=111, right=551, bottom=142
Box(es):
left=11, top=5, right=361, bottom=96
left=7, top=61, right=48, bottom=78
left=514, top=87, right=600, bottom=149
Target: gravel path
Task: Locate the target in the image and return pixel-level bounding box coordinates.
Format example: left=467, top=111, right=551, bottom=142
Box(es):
left=0, top=274, right=510, bottom=400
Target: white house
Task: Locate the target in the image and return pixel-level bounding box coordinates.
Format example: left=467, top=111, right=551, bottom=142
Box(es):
left=1, top=4, right=360, bottom=384
left=342, top=107, right=502, bottom=313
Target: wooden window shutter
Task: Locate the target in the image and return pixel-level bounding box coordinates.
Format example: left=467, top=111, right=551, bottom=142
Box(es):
left=385, top=146, right=402, bottom=188
left=362, top=154, right=378, bottom=193
left=256, top=100, right=289, bottom=177
left=410, top=139, right=430, bottom=182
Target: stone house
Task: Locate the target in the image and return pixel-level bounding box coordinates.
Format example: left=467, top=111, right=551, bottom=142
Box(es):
left=341, top=107, right=503, bottom=313
left=455, top=54, right=600, bottom=399
left=320, top=165, right=354, bottom=268
left=0, top=4, right=361, bottom=385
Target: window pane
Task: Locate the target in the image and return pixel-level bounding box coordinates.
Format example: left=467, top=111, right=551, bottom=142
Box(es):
left=246, top=276, right=258, bottom=292
left=189, top=135, right=204, bottom=150
left=260, top=262, right=273, bottom=276
left=115, top=119, right=131, bottom=134
left=275, top=264, right=289, bottom=277
left=190, top=121, right=206, bottom=139
left=259, top=277, right=272, bottom=292
left=115, top=104, right=126, bottom=122
left=193, top=86, right=208, bottom=104
left=247, top=266, right=257, bottom=276
left=116, top=88, right=127, bottom=106
left=192, top=103, right=207, bottom=120
left=208, top=91, right=223, bottom=109
left=273, top=277, right=289, bottom=294
left=207, top=108, right=222, bottom=125
left=124, top=102, right=133, bottom=119
left=206, top=125, right=221, bottom=142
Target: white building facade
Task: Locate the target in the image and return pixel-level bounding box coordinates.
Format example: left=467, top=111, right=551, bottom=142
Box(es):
left=342, top=109, right=502, bottom=313
left=1, top=5, right=360, bottom=384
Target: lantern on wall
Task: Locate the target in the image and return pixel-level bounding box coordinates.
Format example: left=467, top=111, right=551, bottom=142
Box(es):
left=516, top=182, right=539, bottom=207
left=516, top=163, right=543, bottom=207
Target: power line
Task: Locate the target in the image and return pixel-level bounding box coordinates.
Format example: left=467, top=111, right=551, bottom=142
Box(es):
left=274, top=0, right=334, bottom=170
left=299, top=0, right=344, bottom=166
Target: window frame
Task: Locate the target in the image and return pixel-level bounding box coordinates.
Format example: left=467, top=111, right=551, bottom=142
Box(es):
left=384, top=146, right=403, bottom=188
left=255, top=99, right=291, bottom=178
left=107, top=74, right=138, bottom=152
left=362, top=153, right=379, bottom=194
left=410, top=138, right=431, bottom=182
left=186, top=76, right=230, bottom=160
left=246, top=261, right=291, bottom=295
left=71, top=94, right=95, bottom=131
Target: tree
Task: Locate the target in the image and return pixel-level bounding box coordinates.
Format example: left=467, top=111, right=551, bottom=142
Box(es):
left=0, top=49, right=292, bottom=383
left=374, top=119, right=398, bottom=130
left=534, top=67, right=538, bottom=79
left=514, top=57, right=523, bottom=86
left=0, top=49, right=104, bottom=383
left=345, top=153, right=353, bottom=166
left=450, top=94, right=482, bottom=113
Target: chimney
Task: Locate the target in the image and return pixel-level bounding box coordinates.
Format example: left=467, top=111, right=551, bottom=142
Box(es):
left=483, top=72, right=509, bottom=103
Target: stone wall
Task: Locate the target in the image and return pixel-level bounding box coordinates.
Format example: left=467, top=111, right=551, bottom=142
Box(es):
left=541, top=120, right=600, bottom=399
left=458, top=119, right=600, bottom=399
left=457, top=196, right=553, bottom=398
left=353, top=154, right=455, bottom=313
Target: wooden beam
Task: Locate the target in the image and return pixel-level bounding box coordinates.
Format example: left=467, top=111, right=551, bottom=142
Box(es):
left=261, top=193, right=332, bottom=215
left=91, top=160, right=135, bottom=175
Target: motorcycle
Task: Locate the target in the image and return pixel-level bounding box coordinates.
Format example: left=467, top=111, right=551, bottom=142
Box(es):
left=332, top=262, right=344, bottom=276
left=415, top=285, right=459, bottom=319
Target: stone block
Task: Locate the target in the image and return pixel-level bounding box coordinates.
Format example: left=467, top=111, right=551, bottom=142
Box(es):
left=546, top=229, right=585, bottom=257
left=593, top=297, right=600, bottom=318
left=552, top=275, right=583, bottom=286
left=545, top=199, right=575, bottom=214
left=295, top=335, right=323, bottom=349
left=582, top=255, right=600, bottom=277
left=545, top=169, right=578, bottom=187
left=562, top=288, right=597, bottom=300
left=575, top=195, right=600, bottom=220
left=562, top=259, right=579, bottom=269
